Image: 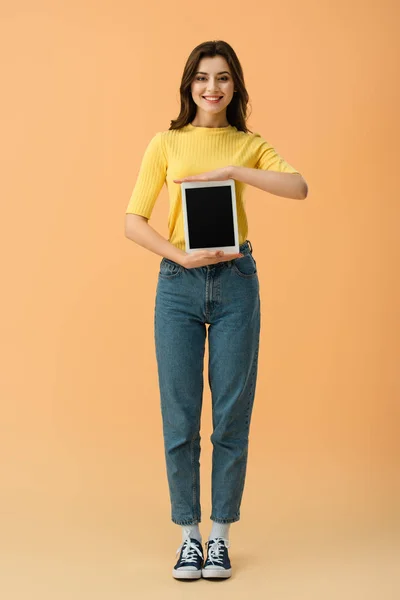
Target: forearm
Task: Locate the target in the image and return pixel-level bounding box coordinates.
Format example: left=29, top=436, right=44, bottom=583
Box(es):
left=125, top=216, right=187, bottom=265
left=230, top=166, right=307, bottom=199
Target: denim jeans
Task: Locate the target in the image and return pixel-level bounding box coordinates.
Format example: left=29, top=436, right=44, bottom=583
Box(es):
left=154, top=239, right=261, bottom=525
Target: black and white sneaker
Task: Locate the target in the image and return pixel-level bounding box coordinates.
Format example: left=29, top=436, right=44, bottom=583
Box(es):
left=172, top=535, right=204, bottom=579
left=202, top=537, right=232, bottom=578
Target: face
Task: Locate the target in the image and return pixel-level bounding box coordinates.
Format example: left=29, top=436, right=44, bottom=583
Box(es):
left=190, top=55, right=235, bottom=118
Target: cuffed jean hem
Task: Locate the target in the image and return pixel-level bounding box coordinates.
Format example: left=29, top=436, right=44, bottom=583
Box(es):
left=209, top=514, right=240, bottom=524
left=172, top=517, right=201, bottom=526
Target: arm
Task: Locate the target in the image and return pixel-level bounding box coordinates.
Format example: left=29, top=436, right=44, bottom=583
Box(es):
left=125, top=214, right=187, bottom=266
left=229, top=166, right=308, bottom=200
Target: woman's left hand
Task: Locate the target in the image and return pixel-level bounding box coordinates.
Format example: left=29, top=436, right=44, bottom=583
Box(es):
left=173, top=166, right=232, bottom=184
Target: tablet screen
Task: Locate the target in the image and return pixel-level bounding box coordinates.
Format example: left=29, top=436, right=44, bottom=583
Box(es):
left=185, top=184, right=235, bottom=249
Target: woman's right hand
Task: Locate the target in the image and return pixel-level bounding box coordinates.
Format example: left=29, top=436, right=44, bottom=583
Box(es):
left=182, top=249, right=243, bottom=269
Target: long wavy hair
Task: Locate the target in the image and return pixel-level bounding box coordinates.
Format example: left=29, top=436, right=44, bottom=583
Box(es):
left=169, top=40, right=253, bottom=134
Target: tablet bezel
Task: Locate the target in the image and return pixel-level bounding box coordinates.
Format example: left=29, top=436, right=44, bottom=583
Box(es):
left=181, top=178, right=239, bottom=254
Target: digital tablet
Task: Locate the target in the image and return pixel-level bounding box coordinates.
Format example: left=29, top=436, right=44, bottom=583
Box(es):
left=181, top=179, right=239, bottom=254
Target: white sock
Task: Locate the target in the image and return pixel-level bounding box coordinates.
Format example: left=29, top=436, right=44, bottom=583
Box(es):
left=181, top=524, right=202, bottom=544
left=209, top=521, right=231, bottom=541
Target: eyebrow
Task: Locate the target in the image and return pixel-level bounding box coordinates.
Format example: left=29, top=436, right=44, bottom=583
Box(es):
left=195, top=71, right=231, bottom=75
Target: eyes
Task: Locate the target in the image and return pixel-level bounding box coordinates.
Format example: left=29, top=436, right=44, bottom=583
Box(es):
left=195, top=76, right=229, bottom=81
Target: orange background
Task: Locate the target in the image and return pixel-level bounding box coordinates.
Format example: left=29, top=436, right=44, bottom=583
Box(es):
left=1, top=1, right=399, bottom=598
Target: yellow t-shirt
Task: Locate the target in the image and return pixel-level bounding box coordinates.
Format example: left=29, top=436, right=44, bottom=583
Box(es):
left=126, top=123, right=301, bottom=251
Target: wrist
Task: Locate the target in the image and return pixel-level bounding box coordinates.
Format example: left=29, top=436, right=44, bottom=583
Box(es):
left=228, top=165, right=237, bottom=178
left=177, top=251, right=188, bottom=267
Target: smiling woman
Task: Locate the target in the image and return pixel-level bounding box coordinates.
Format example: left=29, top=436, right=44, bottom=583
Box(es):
left=124, top=39, right=307, bottom=581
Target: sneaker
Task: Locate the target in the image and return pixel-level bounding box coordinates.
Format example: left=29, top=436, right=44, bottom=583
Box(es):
left=202, top=537, right=232, bottom=578
left=172, top=535, right=204, bottom=580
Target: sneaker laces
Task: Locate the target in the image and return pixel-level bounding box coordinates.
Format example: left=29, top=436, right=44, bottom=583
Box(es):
left=206, top=537, right=230, bottom=565
left=175, top=533, right=203, bottom=565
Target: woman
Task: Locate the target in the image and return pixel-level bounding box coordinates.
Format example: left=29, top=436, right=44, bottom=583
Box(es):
left=125, top=40, right=307, bottom=580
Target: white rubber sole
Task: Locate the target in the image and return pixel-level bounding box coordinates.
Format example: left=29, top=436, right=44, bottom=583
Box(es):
left=172, top=568, right=202, bottom=579
left=202, top=567, right=232, bottom=578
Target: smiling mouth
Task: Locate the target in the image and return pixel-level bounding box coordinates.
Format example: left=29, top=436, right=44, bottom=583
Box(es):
left=202, top=96, right=223, bottom=103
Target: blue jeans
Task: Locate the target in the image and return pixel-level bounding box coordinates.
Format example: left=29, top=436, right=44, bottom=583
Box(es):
left=154, top=239, right=261, bottom=525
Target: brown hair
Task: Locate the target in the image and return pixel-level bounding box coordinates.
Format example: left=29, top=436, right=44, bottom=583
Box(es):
left=169, top=40, right=253, bottom=134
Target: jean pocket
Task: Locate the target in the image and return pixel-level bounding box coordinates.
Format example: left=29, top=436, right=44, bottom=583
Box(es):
left=159, top=257, right=183, bottom=279
left=231, top=253, right=257, bottom=278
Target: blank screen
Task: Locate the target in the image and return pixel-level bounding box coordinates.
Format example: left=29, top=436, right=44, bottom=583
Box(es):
left=185, top=185, right=235, bottom=248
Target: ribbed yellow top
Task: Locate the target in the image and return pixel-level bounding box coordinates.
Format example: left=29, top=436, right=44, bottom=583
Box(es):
left=126, top=123, right=301, bottom=251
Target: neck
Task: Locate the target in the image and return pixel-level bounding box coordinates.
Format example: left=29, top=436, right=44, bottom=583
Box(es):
left=190, top=115, right=229, bottom=128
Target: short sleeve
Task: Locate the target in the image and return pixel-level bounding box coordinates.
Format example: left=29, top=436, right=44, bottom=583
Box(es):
left=125, top=132, right=167, bottom=219
left=253, top=134, right=300, bottom=174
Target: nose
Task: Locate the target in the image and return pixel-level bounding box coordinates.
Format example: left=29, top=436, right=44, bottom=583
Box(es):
left=205, top=79, right=221, bottom=94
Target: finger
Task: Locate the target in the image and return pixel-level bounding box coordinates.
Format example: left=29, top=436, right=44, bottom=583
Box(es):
left=213, top=252, right=243, bottom=261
